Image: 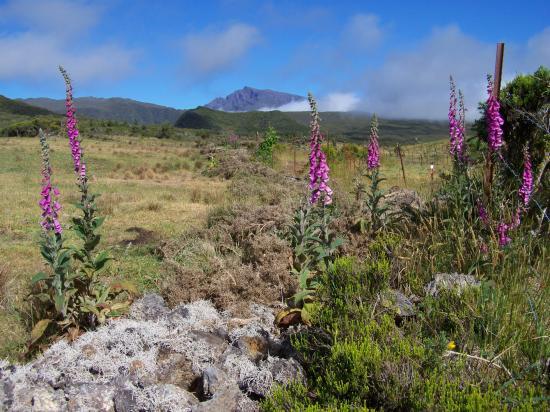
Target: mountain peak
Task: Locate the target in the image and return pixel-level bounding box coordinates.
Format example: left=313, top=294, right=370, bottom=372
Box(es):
left=205, top=87, right=305, bottom=112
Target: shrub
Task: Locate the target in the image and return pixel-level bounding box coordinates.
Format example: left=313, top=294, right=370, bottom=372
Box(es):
left=257, top=125, right=279, bottom=165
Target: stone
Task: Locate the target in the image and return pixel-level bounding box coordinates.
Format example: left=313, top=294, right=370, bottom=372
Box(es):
left=200, top=366, right=228, bottom=398
left=382, top=187, right=425, bottom=216
left=268, top=358, right=304, bottom=386
left=385, top=289, right=416, bottom=318
left=166, top=305, right=190, bottom=324
left=234, top=335, right=269, bottom=363
left=425, top=273, right=481, bottom=297
left=31, top=385, right=66, bottom=412
left=113, top=386, right=137, bottom=412
left=66, top=383, right=115, bottom=412
left=156, top=348, right=198, bottom=390
left=192, top=383, right=243, bottom=412
left=146, top=384, right=199, bottom=410
left=189, top=330, right=228, bottom=360
left=130, top=293, right=169, bottom=321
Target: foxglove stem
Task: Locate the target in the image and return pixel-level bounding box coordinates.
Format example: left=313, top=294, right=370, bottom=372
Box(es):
left=38, top=129, right=62, bottom=234
left=367, top=114, right=380, bottom=170
left=308, top=93, right=333, bottom=205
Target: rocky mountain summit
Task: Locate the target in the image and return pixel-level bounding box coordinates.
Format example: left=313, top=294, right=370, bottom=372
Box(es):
left=0, top=294, right=303, bottom=412
left=205, top=87, right=305, bottom=112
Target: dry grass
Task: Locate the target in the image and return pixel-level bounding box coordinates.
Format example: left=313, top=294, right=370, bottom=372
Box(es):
left=273, top=140, right=451, bottom=199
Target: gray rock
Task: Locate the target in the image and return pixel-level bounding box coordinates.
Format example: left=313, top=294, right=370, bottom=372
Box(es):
left=166, top=305, right=190, bottom=324
left=200, top=367, right=228, bottom=398
left=192, top=383, right=242, bottom=412
left=386, top=290, right=416, bottom=318
left=156, top=348, right=198, bottom=390
left=145, top=384, right=198, bottom=410
left=382, top=187, right=425, bottom=216
left=268, top=358, right=304, bottom=385
left=189, top=330, right=228, bottom=360
left=130, top=293, right=169, bottom=321
left=113, top=385, right=137, bottom=412
left=66, top=383, right=115, bottom=412
left=10, top=384, right=66, bottom=412
left=0, top=300, right=301, bottom=412
left=425, top=273, right=481, bottom=297
left=233, top=335, right=269, bottom=363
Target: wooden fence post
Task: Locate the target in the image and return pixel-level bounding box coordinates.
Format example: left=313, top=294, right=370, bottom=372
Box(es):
left=395, top=144, right=407, bottom=185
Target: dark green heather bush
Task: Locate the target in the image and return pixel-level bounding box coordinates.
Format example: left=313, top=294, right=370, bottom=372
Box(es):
left=263, top=247, right=549, bottom=411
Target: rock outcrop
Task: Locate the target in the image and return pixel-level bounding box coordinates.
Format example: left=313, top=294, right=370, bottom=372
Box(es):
left=0, top=294, right=304, bottom=411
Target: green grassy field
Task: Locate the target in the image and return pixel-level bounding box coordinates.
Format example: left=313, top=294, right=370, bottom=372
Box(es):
left=0, top=133, right=450, bottom=358
left=0, top=134, right=229, bottom=357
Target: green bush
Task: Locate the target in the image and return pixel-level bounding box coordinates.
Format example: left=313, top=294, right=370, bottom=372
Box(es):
left=474, top=66, right=549, bottom=184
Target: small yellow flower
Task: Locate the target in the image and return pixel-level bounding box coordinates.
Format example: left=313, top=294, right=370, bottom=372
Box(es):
left=447, top=340, right=456, bottom=350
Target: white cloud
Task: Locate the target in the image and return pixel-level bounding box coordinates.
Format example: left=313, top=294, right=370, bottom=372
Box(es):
left=362, top=25, right=550, bottom=119
left=261, top=92, right=361, bottom=112
left=0, top=0, right=136, bottom=83
left=0, top=0, right=100, bottom=37
left=182, top=24, right=261, bottom=77
left=343, top=14, right=384, bottom=50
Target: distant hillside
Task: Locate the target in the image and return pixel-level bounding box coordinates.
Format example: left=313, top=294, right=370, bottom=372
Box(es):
left=20, top=97, right=184, bottom=125
left=175, top=107, right=308, bottom=135
left=1, top=95, right=53, bottom=117
left=285, top=111, right=448, bottom=143
left=175, top=107, right=448, bottom=143
left=206, top=86, right=305, bottom=112
left=0, top=95, right=59, bottom=132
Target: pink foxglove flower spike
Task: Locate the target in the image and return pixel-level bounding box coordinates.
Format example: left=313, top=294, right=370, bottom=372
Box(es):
left=486, top=76, right=504, bottom=153
left=308, top=93, right=332, bottom=206
left=367, top=114, right=380, bottom=170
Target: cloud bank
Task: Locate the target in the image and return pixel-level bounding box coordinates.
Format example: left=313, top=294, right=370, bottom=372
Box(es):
left=362, top=25, right=550, bottom=119
left=260, top=92, right=361, bottom=112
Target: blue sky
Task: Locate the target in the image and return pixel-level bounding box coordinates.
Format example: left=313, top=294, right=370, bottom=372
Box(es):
left=0, top=0, right=548, bottom=118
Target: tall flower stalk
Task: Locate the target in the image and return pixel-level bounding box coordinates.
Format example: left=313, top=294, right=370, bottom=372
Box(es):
left=361, top=114, right=388, bottom=233
left=59, top=66, right=103, bottom=264
left=367, top=114, right=380, bottom=170
left=308, top=93, right=332, bottom=206
left=39, top=129, right=62, bottom=235
left=518, top=147, right=533, bottom=208
left=33, top=129, right=72, bottom=319
left=486, top=76, right=504, bottom=153
left=448, top=76, right=465, bottom=160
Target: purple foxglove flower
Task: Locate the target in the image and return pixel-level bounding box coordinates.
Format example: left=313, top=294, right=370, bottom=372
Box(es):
left=448, top=77, right=460, bottom=157
left=518, top=147, right=533, bottom=207
left=308, top=93, right=332, bottom=205
left=367, top=114, right=380, bottom=170
left=59, top=66, right=86, bottom=181
left=485, top=76, right=504, bottom=153
left=38, top=129, right=62, bottom=234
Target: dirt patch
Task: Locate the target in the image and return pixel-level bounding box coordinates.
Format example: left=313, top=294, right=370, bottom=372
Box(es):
left=119, top=227, right=158, bottom=246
